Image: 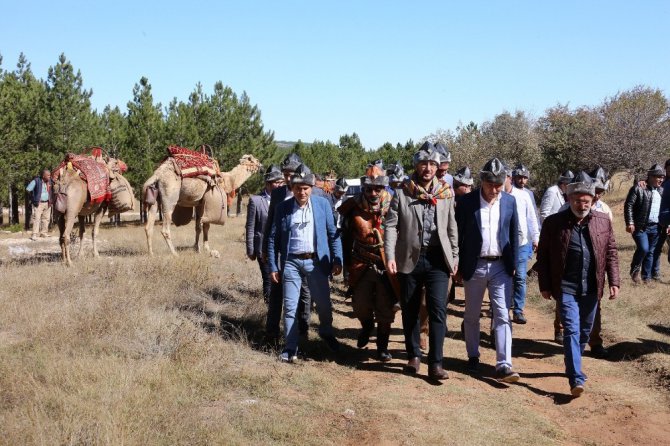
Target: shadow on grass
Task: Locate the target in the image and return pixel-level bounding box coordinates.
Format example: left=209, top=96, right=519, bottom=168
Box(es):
left=513, top=337, right=563, bottom=359
left=605, top=338, right=670, bottom=360
left=0, top=252, right=62, bottom=266
left=649, top=324, right=670, bottom=337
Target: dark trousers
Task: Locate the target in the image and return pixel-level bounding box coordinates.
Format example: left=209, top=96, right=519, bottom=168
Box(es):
left=398, top=248, right=449, bottom=366
left=258, top=259, right=273, bottom=302
left=631, top=224, right=660, bottom=280
left=266, top=268, right=311, bottom=338
left=653, top=226, right=668, bottom=278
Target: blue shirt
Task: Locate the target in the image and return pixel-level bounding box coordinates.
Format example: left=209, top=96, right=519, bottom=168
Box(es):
left=288, top=199, right=315, bottom=254
left=26, top=179, right=50, bottom=202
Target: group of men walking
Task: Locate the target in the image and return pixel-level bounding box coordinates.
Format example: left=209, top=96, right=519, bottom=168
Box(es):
left=245, top=145, right=667, bottom=397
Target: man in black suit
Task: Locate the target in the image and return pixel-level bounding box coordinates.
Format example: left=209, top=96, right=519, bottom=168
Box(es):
left=455, top=157, right=520, bottom=383
left=246, top=165, right=284, bottom=303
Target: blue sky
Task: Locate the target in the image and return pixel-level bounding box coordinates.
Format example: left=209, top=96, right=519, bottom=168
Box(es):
left=2, top=1, right=668, bottom=149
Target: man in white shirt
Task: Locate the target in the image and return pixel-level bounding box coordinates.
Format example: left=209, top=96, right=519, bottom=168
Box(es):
left=455, top=158, right=520, bottom=383
left=507, top=164, right=540, bottom=324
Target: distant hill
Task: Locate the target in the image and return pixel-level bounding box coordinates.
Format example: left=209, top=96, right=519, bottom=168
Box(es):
left=275, top=140, right=312, bottom=149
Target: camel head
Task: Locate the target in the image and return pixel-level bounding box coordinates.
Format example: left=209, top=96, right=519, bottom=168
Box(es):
left=238, top=154, right=262, bottom=174
left=106, top=157, right=128, bottom=174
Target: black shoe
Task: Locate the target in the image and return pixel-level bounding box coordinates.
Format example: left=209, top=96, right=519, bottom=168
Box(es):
left=554, top=331, right=564, bottom=344
left=512, top=312, right=527, bottom=324
left=467, top=357, right=479, bottom=374
left=357, top=320, right=374, bottom=348
left=495, top=366, right=520, bottom=383
left=590, top=344, right=609, bottom=359
left=322, top=335, right=341, bottom=353
left=378, top=350, right=392, bottom=362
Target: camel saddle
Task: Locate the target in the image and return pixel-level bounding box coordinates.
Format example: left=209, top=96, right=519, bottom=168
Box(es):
left=167, top=145, right=220, bottom=180
left=53, top=154, right=111, bottom=204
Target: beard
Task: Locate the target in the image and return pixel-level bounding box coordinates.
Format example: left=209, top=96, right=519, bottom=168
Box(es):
left=570, top=206, right=590, bottom=219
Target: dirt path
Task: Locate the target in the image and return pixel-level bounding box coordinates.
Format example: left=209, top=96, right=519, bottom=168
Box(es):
left=324, top=283, right=670, bottom=446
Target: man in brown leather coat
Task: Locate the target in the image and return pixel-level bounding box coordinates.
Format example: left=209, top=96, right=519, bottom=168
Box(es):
left=535, top=171, right=620, bottom=397
left=340, top=165, right=396, bottom=362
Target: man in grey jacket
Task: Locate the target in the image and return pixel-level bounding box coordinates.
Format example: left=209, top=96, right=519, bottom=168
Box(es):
left=540, top=170, right=574, bottom=224
left=384, top=142, right=459, bottom=381
left=246, top=165, right=284, bottom=303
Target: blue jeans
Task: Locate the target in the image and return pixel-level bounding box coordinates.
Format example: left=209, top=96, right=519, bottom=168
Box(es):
left=631, top=224, right=660, bottom=280
left=266, top=270, right=311, bottom=338
left=559, top=292, right=598, bottom=387
left=513, top=243, right=532, bottom=315
left=464, top=259, right=514, bottom=371
left=282, top=255, right=333, bottom=354
left=397, top=248, right=449, bottom=365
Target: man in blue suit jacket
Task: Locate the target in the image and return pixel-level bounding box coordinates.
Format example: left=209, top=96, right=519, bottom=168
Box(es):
left=455, top=158, right=520, bottom=383
left=262, top=153, right=312, bottom=342
left=267, top=164, right=343, bottom=362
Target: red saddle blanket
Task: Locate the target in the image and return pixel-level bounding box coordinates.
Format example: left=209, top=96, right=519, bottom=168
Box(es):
left=168, top=145, right=219, bottom=178
left=55, top=155, right=111, bottom=204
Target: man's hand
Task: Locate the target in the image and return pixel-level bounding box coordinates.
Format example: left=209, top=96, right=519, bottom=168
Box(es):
left=247, top=254, right=256, bottom=261
left=638, top=180, right=647, bottom=189
left=626, top=224, right=635, bottom=234
left=541, top=291, right=552, bottom=300
left=386, top=260, right=397, bottom=275
left=270, top=272, right=280, bottom=284
left=451, top=264, right=458, bottom=278
left=332, top=264, right=342, bottom=276
left=532, top=241, right=538, bottom=252
left=609, top=286, right=619, bottom=300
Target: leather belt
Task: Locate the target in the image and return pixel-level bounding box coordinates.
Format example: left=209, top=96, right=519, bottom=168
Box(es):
left=291, top=252, right=315, bottom=260
left=480, top=256, right=502, bottom=261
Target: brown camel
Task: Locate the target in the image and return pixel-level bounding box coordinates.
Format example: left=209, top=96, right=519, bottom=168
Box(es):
left=142, top=154, right=261, bottom=256
left=53, top=157, right=125, bottom=266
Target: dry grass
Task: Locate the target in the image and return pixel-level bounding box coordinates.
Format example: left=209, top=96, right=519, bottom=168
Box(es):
left=1, top=188, right=669, bottom=445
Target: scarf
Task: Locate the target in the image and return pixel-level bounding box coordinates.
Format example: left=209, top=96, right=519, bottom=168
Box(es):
left=404, top=175, right=453, bottom=205
left=354, top=189, right=391, bottom=230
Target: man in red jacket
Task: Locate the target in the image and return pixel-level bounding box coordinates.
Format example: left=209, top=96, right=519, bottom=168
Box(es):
left=535, top=171, right=620, bottom=397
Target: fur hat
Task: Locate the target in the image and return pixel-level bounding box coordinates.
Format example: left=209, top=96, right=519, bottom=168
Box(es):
left=361, top=164, right=389, bottom=187
left=413, top=141, right=441, bottom=166
left=648, top=163, right=665, bottom=177
left=453, top=166, right=474, bottom=186
left=590, top=166, right=609, bottom=191
left=281, top=153, right=303, bottom=173
left=512, top=164, right=530, bottom=178
left=368, top=159, right=385, bottom=171
left=558, top=170, right=575, bottom=184
left=290, top=163, right=316, bottom=186
left=434, top=142, right=452, bottom=163
left=334, top=178, right=348, bottom=193
left=480, top=158, right=507, bottom=185
left=264, top=164, right=283, bottom=183
left=566, top=171, right=595, bottom=196
left=386, top=162, right=405, bottom=184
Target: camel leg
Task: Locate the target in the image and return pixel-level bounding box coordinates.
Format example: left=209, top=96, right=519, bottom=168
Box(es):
left=194, top=205, right=203, bottom=253
left=202, top=222, right=211, bottom=253
left=76, top=216, right=86, bottom=258
left=58, top=214, right=68, bottom=265
left=60, top=214, right=78, bottom=267
left=145, top=202, right=159, bottom=256
left=160, top=210, right=178, bottom=256
left=92, top=208, right=104, bottom=257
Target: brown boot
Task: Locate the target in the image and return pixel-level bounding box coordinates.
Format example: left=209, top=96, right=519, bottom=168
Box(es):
left=428, top=364, right=449, bottom=380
